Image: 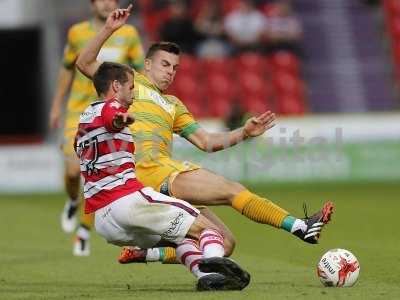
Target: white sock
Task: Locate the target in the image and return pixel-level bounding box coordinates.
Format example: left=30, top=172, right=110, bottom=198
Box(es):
left=176, top=239, right=208, bottom=278
left=291, top=219, right=307, bottom=233
left=146, top=248, right=160, bottom=262
left=76, top=226, right=90, bottom=240
left=199, top=229, right=225, bottom=258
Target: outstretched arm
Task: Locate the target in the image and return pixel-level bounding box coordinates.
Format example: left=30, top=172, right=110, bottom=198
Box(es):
left=186, top=111, right=276, bottom=152
left=48, top=67, right=74, bottom=129
left=76, top=4, right=133, bottom=78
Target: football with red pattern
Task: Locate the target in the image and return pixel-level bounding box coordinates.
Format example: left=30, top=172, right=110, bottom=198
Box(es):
left=317, top=249, right=360, bottom=287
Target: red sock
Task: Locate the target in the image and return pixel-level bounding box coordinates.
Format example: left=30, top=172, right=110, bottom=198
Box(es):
left=176, top=238, right=207, bottom=278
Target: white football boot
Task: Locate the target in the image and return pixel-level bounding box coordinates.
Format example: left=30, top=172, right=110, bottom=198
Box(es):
left=60, top=200, right=79, bottom=233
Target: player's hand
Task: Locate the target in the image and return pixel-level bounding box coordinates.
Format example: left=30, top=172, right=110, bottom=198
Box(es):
left=105, top=4, right=133, bottom=32
left=49, top=105, right=62, bottom=130
left=113, top=112, right=135, bottom=129
left=243, top=111, right=276, bottom=138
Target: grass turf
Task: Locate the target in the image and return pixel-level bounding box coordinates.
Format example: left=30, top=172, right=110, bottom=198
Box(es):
left=0, top=182, right=399, bottom=300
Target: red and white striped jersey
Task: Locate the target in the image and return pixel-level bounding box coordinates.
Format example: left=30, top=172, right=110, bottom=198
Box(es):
left=75, top=98, right=143, bottom=213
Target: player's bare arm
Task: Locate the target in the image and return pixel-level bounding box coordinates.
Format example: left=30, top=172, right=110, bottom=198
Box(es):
left=186, top=111, right=276, bottom=152
left=76, top=4, right=133, bottom=78
left=49, top=67, right=74, bottom=129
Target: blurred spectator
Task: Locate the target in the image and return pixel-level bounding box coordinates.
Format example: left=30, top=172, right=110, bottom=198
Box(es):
left=225, top=102, right=247, bottom=130
left=159, top=1, right=199, bottom=54
left=224, top=0, right=267, bottom=53
left=195, top=1, right=230, bottom=58
left=263, top=1, right=303, bottom=56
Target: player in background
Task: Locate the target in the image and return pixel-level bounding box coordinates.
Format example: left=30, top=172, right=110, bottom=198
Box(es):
left=77, top=5, right=334, bottom=264
left=48, top=0, right=144, bottom=256
left=74, top=12, right=250, bottom=289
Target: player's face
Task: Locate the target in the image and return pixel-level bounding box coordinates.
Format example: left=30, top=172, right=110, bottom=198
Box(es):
left=91, top=0, right=118, bottom=21
left=116, top=73, right=134, bottom=107
left=146, top=50, right=180, bottom=91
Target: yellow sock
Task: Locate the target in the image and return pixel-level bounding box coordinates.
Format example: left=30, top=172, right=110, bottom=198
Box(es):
left=232, top=190, right=289, bottom=228
left=161, top=247, right=179, bottom=264
left=80, top=199, right=94, bottom=230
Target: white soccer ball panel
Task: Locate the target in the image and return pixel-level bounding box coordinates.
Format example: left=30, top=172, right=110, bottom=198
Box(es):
left=317, top=248, right=360, bottom=287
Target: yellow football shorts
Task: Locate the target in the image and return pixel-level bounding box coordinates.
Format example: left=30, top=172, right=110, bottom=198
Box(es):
left=135, top=157, right=201, bottom=196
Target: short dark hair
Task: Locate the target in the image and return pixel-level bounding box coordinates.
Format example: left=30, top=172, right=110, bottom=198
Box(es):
left=146, top=42, right=181, bottom=59
left=92, top=62, right=134, bottom=96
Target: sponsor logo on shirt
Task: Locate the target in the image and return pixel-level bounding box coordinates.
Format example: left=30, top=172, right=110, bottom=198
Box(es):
left=148, top=90, right=175, bottom=115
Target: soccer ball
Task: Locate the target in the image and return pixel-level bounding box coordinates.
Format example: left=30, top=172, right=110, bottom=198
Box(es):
left=316, top=249, right=360, bottom=287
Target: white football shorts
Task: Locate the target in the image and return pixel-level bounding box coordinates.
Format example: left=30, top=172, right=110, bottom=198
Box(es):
left=94, top=187, right=200, bottom=248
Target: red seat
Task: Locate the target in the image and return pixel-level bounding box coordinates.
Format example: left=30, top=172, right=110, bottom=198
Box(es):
left=276, top=95, right=306, bottom=115
left=273, top=72, right=304, bottom=97
left=185, top=94, right=209, bottom=118
left=238, top=72, right=271, bottom=96
left=143, top=9, right=170, bottom=41
left=269, top=51, right=300, bottom=74
left=389, top=17, right=400, bottom=38
left=178, top=55, right=200, bottom=76
left=240, top=97, right=270, bottom=115
left=235, top=53, right=269, bottom=75
left=260, top=3, right=281, bottom=17
left=171, top=74, right=198, bottom=99
left=384, top=0, right=400, bottom=17
left=391, top=40, right=400, bottom=64
left=222, top=0, right=241, bottom=16
left=201, top=57, right=233, bottom=75
left=204, top=73, right=235, bottom=98
left=209, top=96, right=232, bottom=118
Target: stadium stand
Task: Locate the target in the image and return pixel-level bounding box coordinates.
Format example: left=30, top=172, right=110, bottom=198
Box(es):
left=142, top=0, right=308, bottom=119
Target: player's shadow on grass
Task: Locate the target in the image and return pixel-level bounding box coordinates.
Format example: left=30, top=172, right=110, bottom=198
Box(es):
left=252, top=281, right=317, bottom=288
left=124, top=283, right=197, bottom=293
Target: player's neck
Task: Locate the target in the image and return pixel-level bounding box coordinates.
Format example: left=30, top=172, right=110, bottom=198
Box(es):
left=143, top=71, right=164, bottom=93
left=104, top=94, right=129, bottom=109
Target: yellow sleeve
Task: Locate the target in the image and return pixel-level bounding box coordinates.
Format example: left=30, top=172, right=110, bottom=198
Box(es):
left=172, top=97, right=200, bottom=138
left=127, top=27, right=144, bottom=71
left=62, top=27, right=78, bottom=70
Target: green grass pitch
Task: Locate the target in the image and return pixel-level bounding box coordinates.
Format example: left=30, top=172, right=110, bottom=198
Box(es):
left=1, top=182, right=399, bottom=300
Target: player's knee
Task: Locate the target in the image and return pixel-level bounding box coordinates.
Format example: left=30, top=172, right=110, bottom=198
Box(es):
left=65, top=170, right=80, bottom=183
left=223, top=180, right=246, bottom=202
left=65, top=160, right=81, bottom=179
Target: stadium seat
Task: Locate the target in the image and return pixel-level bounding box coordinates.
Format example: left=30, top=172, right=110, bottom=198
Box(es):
left=238, top=72, right=271, bottom=96
left=222, top=0, right=241, bottom=16
left=388, top=16, right=400, bottom=39
left=177, top=55, right=199, bottom=76
left=240, top=96, right=270, bottom=115
left=204, top=72, right=235, bottom=99
left=276, top=95, right=306, bottom=115
left=143, top=8, right=170, bottom=40
left=235, top=53, right=269, bottom=75
left=209, top=96, right=232, bottom=118
left=269, top=51, right=300, bottom=74
left=273, top=71, right=304, bottom=97
left=260, top=3, right=281, bottom=17
left=185, top=94, right=209, bottom=118
left=172, top=74, right=197, bottom=95
left=201, top=57, right=233, bottom=75
left=384, top=0, right=400, bottom=17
